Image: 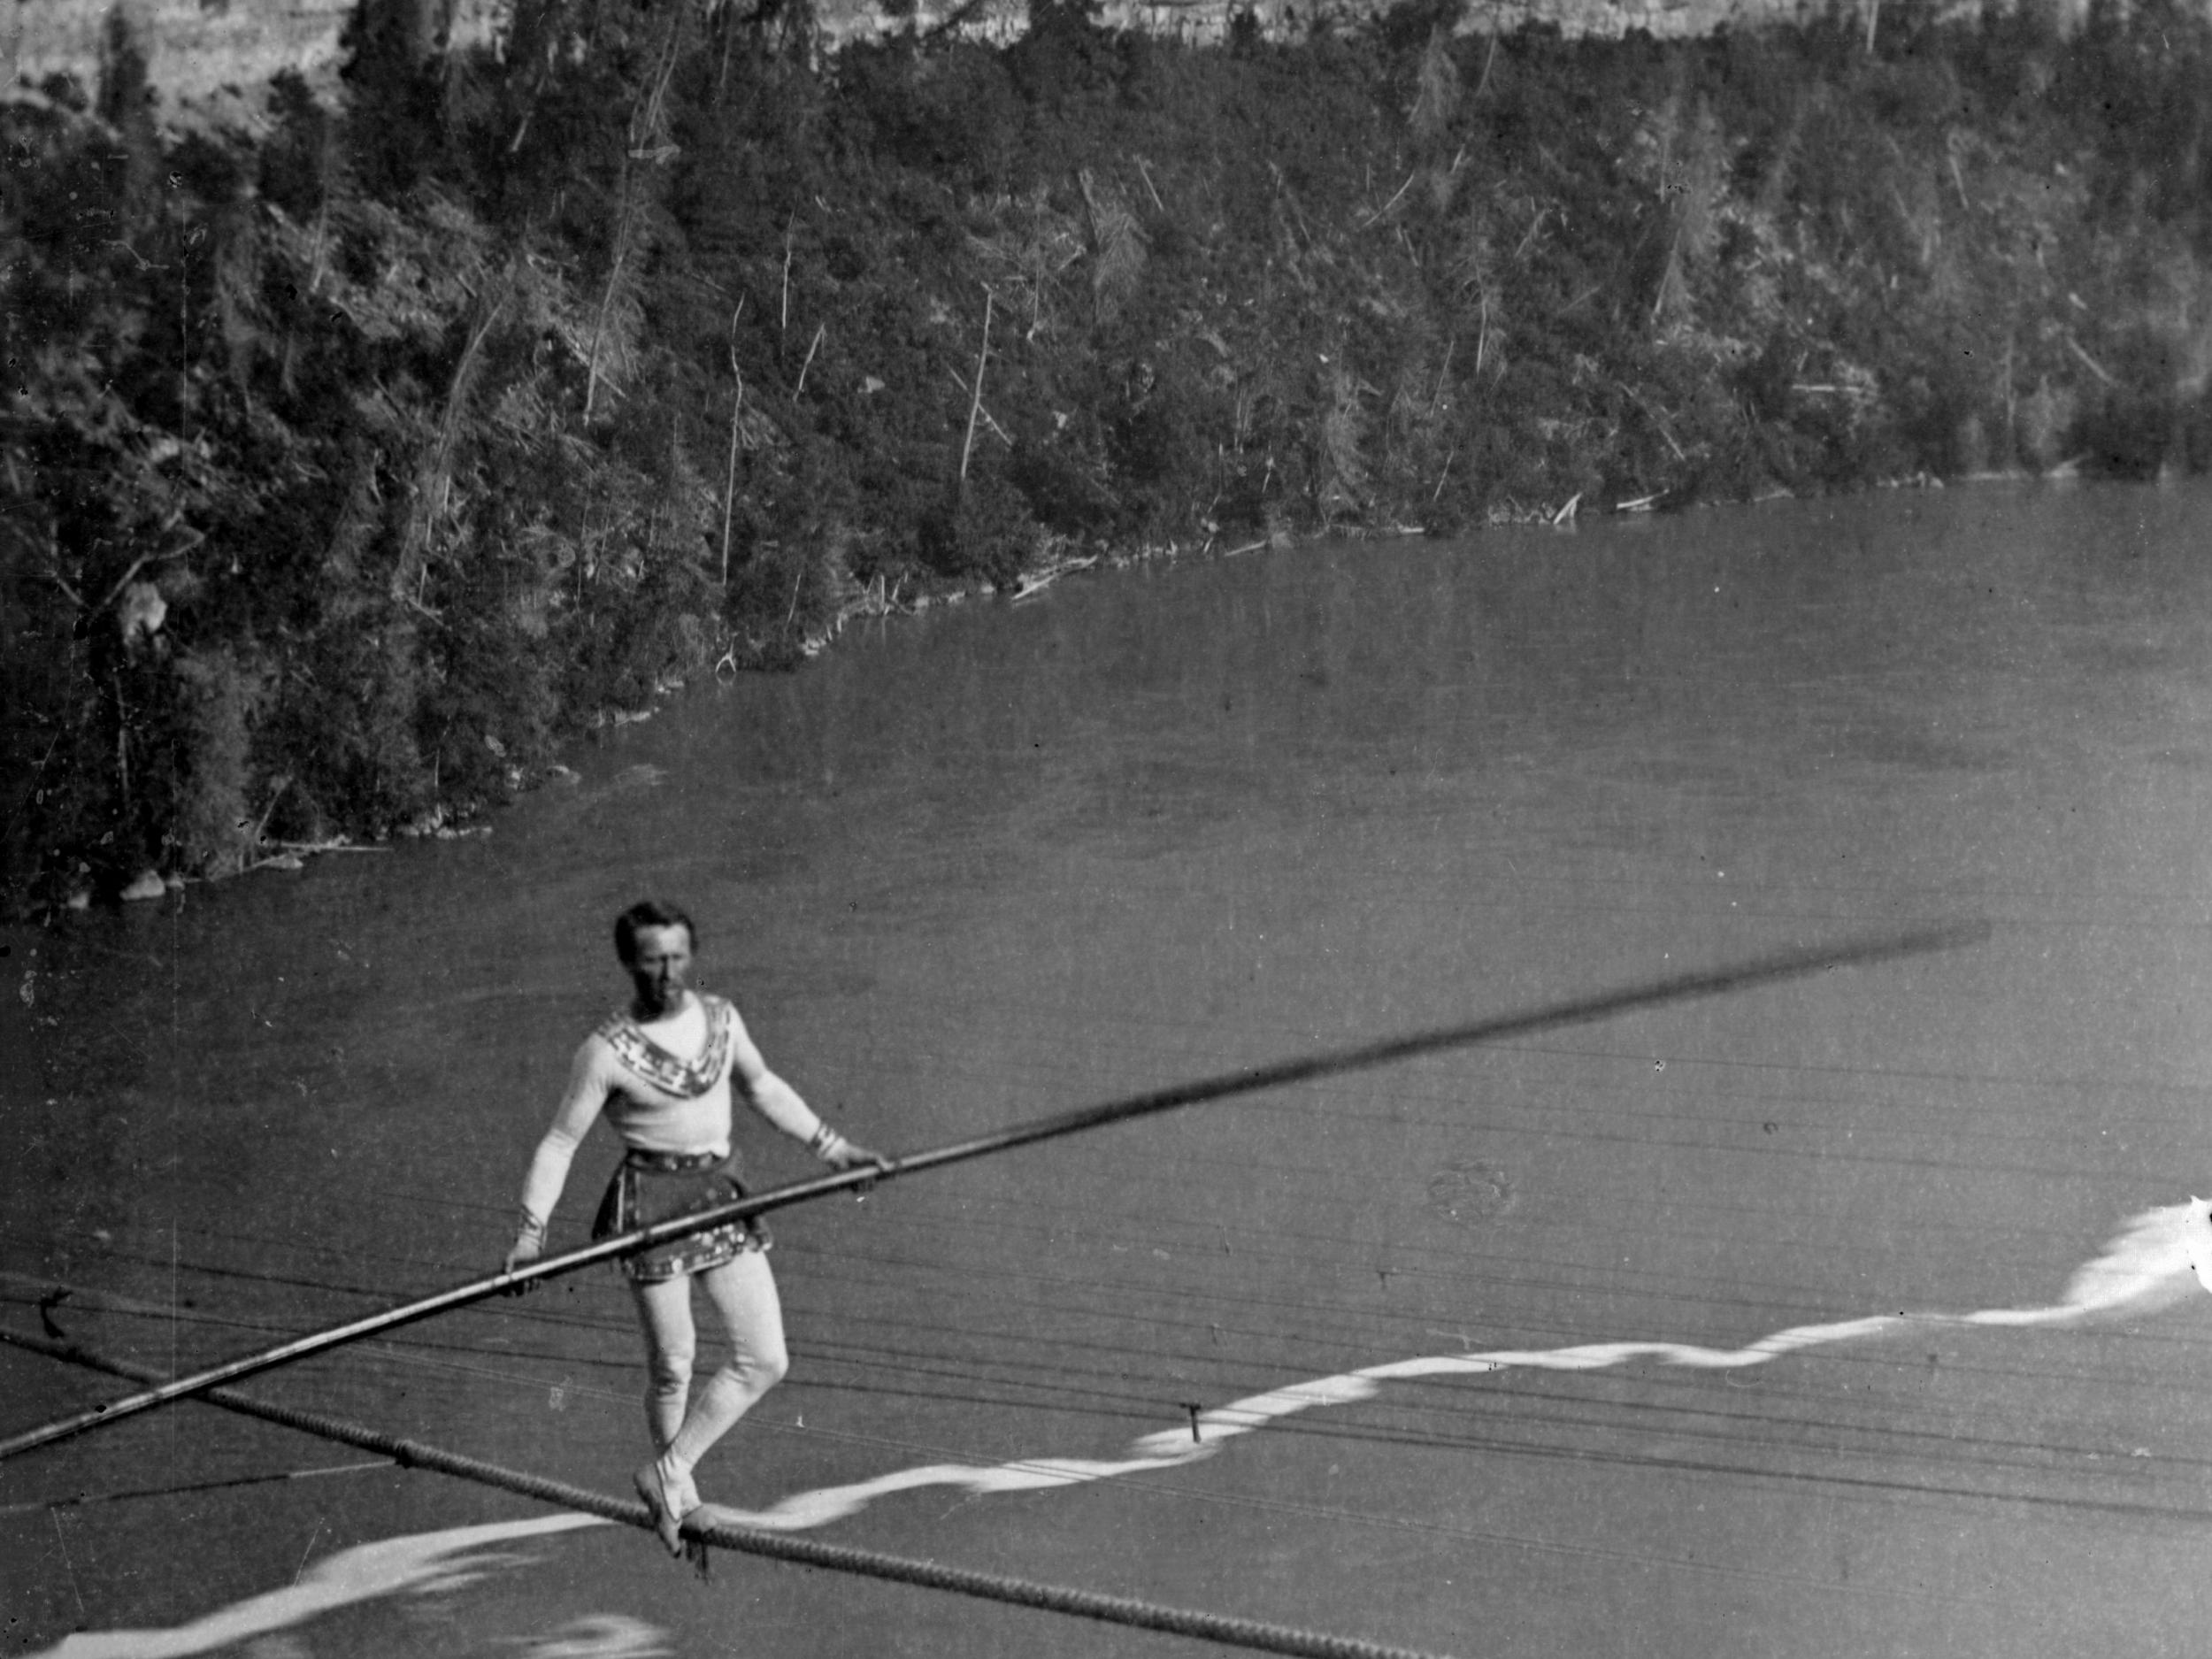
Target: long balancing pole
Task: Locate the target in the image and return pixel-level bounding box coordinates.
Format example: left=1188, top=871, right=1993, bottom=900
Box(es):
left=0, top=918, right=1987, bottom=1463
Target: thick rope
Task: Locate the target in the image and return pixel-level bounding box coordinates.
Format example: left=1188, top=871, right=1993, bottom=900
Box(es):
left=0, top=1325, right=1458, bottom=1659
left=0, top=918, right=1990, bottom=1463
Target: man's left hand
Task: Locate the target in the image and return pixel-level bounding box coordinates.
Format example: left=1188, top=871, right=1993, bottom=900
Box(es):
left=827, top=1141, right=892, bottom=1195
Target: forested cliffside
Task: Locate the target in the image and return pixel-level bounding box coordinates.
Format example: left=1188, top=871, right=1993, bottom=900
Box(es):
left=6, top=0, right=2211, bottom=913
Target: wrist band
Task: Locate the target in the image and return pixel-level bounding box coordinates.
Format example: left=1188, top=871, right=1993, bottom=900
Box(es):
left=806, top=1124, right=849, bottom=1162
left=516, top=1210, right=548, bottom=1240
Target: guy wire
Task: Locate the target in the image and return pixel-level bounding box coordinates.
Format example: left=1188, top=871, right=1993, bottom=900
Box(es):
left=0, top=918, right=1989, bottom=1463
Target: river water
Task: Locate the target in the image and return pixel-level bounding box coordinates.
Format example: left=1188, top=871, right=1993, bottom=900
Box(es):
left=6, top=480, right=2212, bottom=1659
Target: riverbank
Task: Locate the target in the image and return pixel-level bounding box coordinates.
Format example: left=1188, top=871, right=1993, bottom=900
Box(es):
left=6, top=0, right=2210, bottom=912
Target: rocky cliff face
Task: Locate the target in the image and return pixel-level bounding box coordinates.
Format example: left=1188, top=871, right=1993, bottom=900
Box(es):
left=829, top=0, right=1826, bottom=48
left=4, top=0, right=501, bottom=107
left=7, top=0, right=1838, bottom=112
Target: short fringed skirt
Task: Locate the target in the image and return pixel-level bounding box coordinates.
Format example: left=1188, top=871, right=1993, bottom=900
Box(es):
left=592, top=1148, right=772, bottom=1284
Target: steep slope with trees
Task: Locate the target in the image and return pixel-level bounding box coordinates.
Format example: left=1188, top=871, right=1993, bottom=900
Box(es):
left=6, top=0, right=2210, bottom=911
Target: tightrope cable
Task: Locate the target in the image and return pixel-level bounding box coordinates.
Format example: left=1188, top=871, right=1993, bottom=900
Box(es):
left=0, top=918, right=1988, bottom=1463
left=0, top=1325, right=1458, bottom=1659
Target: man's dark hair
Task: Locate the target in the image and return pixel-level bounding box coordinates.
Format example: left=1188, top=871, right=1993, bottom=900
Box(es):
left=615, top=900, right=697, bottom=964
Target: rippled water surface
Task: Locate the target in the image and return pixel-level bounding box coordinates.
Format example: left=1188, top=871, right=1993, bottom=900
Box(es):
left=8, top=480, right=2212, bottom=1659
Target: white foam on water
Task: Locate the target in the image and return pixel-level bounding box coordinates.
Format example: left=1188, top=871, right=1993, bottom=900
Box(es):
left=2184, top=1197, right=2212, bottom=1294
left=32, top=1514, right=606, bottom=1658
left=703, top=1202, right=2208, bottom=1528
left=515, top=1613, right=672, bottom=1658
left=39, top=1202, right=2205, bottom=1656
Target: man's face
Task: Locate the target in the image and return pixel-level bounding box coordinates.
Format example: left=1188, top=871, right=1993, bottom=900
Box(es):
left=626, top=925, right=694, bottom=1017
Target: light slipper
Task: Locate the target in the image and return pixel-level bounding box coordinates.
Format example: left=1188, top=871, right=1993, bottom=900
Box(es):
left=634, top=1460, right=687, bottom=1557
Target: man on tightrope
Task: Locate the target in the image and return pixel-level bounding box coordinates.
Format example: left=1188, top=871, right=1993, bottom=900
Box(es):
left=503, top=900, right=887, bottom=1555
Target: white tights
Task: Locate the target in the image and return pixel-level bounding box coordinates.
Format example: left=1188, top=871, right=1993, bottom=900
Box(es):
left=630, top=1250, right=789, bottom=1485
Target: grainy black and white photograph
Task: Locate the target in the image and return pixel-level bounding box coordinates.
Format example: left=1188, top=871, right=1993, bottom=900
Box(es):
left=5, top=0, right=2212, bottom=1651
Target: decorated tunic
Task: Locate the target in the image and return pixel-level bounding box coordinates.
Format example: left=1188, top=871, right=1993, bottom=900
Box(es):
left=518, top=992, right=828, bottom=1228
